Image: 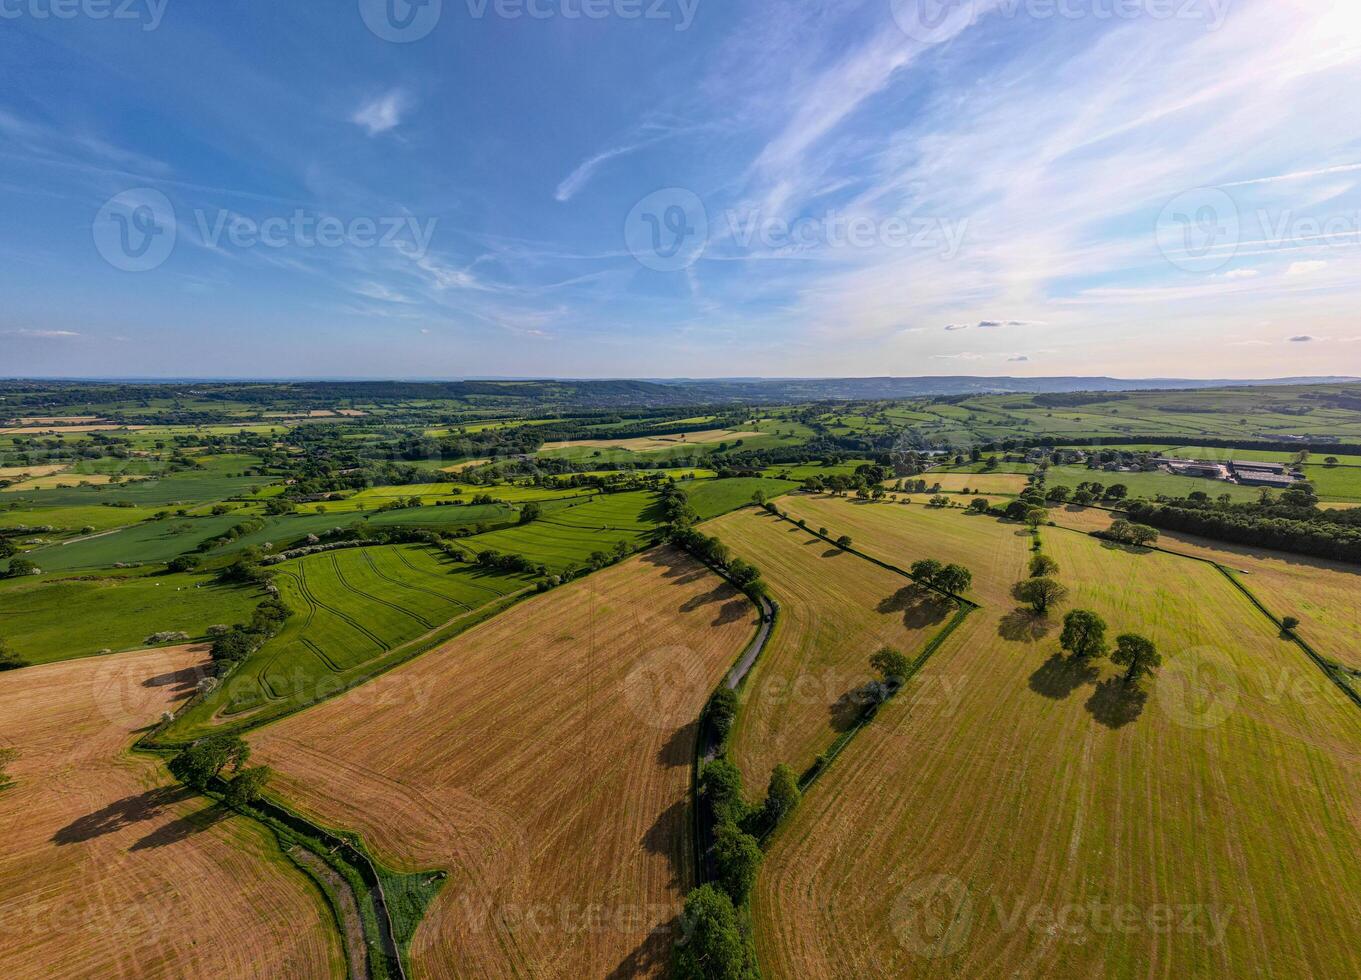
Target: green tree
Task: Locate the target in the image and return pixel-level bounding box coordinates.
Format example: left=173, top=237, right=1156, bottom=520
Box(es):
left=1014, top=577, right=1069, bottom=616
left=1029, top=554, right=1059, bottom=578
left=518, top=502, right=542, bottom=525
left=712, top=822, right=762, bottom=904
left=673, top=885, right=752, bottom=980
left=1112, top=633, right=1162, bottom=684
left=969, top=497, right=990, bottom=513
left=834, top=535, right=852, bottom=549
left=167, top=554, right=200, bottom=573
left=762, top=764, right=801, bottom=829
left=0, top=634, right=27, bottom=671
left=934, top=564, right=972, bottom=595
left=708, top=687, right=739, bottom=744
left=870, top=646, right=913, bottom=694
left=168, top=735, right=251, bottom=789
left=225, top=766, right=272, bottom=807
left=1060, top=609, right=1108, bottom=659
left=910, top=558, right=943, bottom=587
left=699, top=759, right=747, bottom=826
left=1281, top=616, right=1301, bottom=634
left=1127, top=524, right=1159, bottom=547
left=5, top=558, right=37, bottom=578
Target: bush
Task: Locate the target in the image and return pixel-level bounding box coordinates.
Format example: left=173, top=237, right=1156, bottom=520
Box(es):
left=167, top=554, right=200, bottom=573
left=673, top=885, right=753, bottom=980
left=709, top=687, right=739, bottom=744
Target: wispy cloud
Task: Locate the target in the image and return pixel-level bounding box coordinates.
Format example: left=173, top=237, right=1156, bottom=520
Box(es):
left=2, top=329, right=81, bottom=338
left=351, top=91, right=409, bottom=136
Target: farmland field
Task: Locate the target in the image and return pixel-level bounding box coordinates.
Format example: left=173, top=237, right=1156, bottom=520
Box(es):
left=711, top=508, right=954, bottom=785
left=684, top=477, right=797, bottom=520
left=0, top=572, right=259, bottom=665
left=250, top=549, right=758, bottom=979
left=539, top=428, right=765, bottom=453
left=753, top=497, right=1361, bottom=978
left=461, top=490, right=661, bottom=571
left=1042, top=464, right=1264, bottom=502
left=171, top=544, right=533, bottom=734
left=918, top=472, right=1030, bottom=495
left=0, top=648, right=343, bottom=979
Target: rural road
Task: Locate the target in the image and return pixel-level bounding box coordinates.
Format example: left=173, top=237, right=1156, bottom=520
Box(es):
left=703, top=594, right=775, bottom=765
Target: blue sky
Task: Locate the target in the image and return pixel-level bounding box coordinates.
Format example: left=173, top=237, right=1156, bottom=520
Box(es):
left=2, top=0, right=1359, bottom=379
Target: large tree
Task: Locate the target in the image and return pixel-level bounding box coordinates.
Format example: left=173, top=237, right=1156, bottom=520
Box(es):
left=712, top=823, right=763, bottom=904
left=1014, top=577, right=1069, bottom=616
left=1112, top=633, right=1162, bottom=684
left=870, top=647, right=913, bottom=693
left=935, top=564, right=973, bottom=595
left=168, top=734, right=251, bottom=790
left=762, top=764, right=801, bottom=829
left=673, top=885, right=753, bottom=980
left=1029, top=554, right=1059, bottom=578
left=225, top=766, right=272, bottom=807
left=1060, top=609, right=1108, bottom=659
left=910, top=558, right=943, bottom=587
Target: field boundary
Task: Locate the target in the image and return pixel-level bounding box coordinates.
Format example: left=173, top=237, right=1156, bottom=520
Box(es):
left=1049, top=521, right=1361, bottom=711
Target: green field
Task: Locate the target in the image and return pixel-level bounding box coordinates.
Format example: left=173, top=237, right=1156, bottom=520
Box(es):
left=0, top=571, right=259, bottom=665
left=459, top=491, right=662, bottom=571
left=1042, top=464, right=1264, bottom=502
left=170, top=544, right=532, bottom=736
left=25, top=514, right=247, bottom=571
left=685, top=477, right=798, bottom=521
left=1301, top=464, right=1361, bottom=502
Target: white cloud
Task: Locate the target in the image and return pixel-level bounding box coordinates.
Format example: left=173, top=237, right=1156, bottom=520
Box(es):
left=1285, top=260, right=1329, bottom=277
left=1221, top=269, right=1260, bottom=280
left=351, top=91, right=409, bottom=136
left=2, top=329, right=80, bottom=338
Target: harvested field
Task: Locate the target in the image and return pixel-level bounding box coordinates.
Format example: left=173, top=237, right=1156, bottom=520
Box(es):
left=0, top=648, right=342, bottom=979
left=251, top=549, right=758, bottom=979
left=0, top=464, right=70, bottom=480
left=919, top=472, right=1029, bottom=495
left=711, top=509, right=952, bottom=785
left=754, top=497, right=1361, bottom=978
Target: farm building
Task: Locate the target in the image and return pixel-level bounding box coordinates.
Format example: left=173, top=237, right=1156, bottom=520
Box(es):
left=1236, top=471, right=1297, bottom=488
left=1231, top=460, right=1287, bottom=475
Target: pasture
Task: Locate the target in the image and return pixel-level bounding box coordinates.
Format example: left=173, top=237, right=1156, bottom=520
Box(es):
left=250, top=549, right=758, bottom=979
left=685, top=477, right=797, bottom=521
left=174, top=544, right=532, bottom=733
left=753, top=497, right=1361, bottom=978
left=711, top=509, right=953, bottom=785
left=461, top=491, right=661, bottom=571
left=0, top=572, right=259, bottom=665
left=0, top=648, right=342, bottom=979
left=540, top=428, right=765, bottom=454
left=1043, top=464, right=1263, bottom=502
left=26, top=514, right=246, bottom=571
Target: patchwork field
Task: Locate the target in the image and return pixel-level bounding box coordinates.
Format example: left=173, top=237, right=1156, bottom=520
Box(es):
left=463, top=490, right=660, bottom=571
left=251, top=549, right=758, bottom=979
left=1043, top=465, right=1263, bottom=502
left=919, top=472, right=1030, bottom=495
left=0, top=572, right=260, bottom=665
left=0, top=648, right=342, bottom=979
left=684, top=477, right=797, bottom=520
left=1048, top=507, right=1361, bottom=672
left=539, top=428, right=764, bottom=453
left=174, top=544, right=532, bottom=733
left=711, top=508, right=954, bottom=785
left=754, top=497, right=1361, bottom=978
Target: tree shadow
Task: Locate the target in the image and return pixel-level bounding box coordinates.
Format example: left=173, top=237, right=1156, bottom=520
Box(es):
left=1028, top=654, right=1099, bottom=700
left=1085, top=677, right=1148, bottom=729
left=605, top=913, right=684, bottom=980
left=821, top=549, right=844, bottom=559
left=657, top=721, right=696, bottom=768
left=877, top=585, right=952, bottom=629
left=828, top=684, right=879, bottom=733
left=681, top=585, right=730, bottom=613
left=712, top=599, right=750, bottom=626
left=640, top=549, right=707, bottom=584
left=142, top=664, right=207, bottom=695
left=641, top=798, right=689, bottom=890
left=52, top=785, right=194, bottom=845
left=130, top=802, right=230, bottom=851
left=998, top=609, right=1053, bottom=643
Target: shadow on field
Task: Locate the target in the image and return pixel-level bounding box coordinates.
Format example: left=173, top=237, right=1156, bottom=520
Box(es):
left=821, top=548, right=844, bottom=559
left=998, top=609, right=1053, bottom=643
left=829, top=684, right=879, bottom=733
left=657, top=721, right=696, bottom=768
left=1085, top=677, right=1148, bottom=729
left=878, top=585, right=952, bottom=629
left=143, top=664, right=208, bottom=695
left=130, top=802, right=230, bottom=850
left=641, top=798, right=688, bottom=890
left=640, top=549, right=709, bottom=586
left=1098, top=540, right=1155, bottom=557
left=681, top=584, right=732, bottom=614
left=1028, top=654, right=1099, bottom=700
left=607, top=914, right=682, bottom=980
left=52, top=785, right=194, bottom=845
